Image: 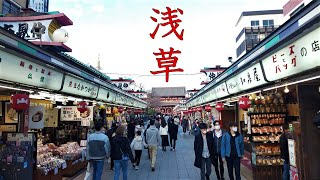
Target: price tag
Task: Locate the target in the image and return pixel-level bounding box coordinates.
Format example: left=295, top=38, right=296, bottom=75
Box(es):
left=62, top=162, right=67, bottom=169
left=54, top=167, right=58, bottom=175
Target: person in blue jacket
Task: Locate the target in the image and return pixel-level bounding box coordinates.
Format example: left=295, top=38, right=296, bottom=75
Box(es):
left=221, top=121, right=244, bottom=180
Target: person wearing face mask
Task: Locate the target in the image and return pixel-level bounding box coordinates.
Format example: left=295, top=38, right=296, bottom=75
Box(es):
left=212, top=120, right=226, bottom=180
left=194, top=123, right=217, bottom=180
left=221, top=121, right=244, bottom=180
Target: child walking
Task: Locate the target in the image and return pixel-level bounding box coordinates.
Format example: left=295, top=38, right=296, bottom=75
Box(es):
left=130, top=131, right=144, bottom=170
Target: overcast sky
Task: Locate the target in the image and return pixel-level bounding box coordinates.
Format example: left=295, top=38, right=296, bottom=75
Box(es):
left=49, top=0, right=285, bottom=91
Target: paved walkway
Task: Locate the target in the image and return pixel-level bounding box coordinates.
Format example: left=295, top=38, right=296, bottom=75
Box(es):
left=72, top=129, right=250, bottom=180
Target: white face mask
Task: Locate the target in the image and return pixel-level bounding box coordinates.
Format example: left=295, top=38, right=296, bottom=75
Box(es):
left=214, top=125, right=221, bottom=130
left=231, top=127, right=238, bottom=132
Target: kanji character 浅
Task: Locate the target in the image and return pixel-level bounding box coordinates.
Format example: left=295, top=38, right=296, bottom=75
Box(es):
left=150, top=7, right=184, bottom=40
left=150, top=47, right=184, bottom=82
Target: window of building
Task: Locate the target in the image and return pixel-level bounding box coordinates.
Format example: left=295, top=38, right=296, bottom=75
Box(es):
left=251, top=20, right=259, bottom=26
left=2, top=0, right=20, bottom=15
left=263, top=20, right=274, bottom=27
left=236, top=40, right=246, bottom=58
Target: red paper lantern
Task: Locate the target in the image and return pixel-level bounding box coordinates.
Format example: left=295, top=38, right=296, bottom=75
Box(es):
left=239, top=97, right=251, bottom=110
left=11, top=94, right=30, bottom=111
left=205, top=104, right=212, bottom=112
left=77, top=101, right=88, bottom=113
left=215, top=103, right=224, bottom=111
left=188, top=109, right=192, bottom=114
left=118, top=106, right=124, bottom=113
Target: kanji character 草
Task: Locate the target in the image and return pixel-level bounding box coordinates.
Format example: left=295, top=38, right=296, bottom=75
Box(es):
left=150, top=7, right=184, bottom=40
left=150, top=47, right=184, bottom=82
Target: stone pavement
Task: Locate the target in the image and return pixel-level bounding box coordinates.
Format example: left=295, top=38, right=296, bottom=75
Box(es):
left=71, top=129, right=250, bottom=180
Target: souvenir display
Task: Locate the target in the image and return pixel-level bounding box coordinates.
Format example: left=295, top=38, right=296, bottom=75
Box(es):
left=249, top=112, right=286, bottom=168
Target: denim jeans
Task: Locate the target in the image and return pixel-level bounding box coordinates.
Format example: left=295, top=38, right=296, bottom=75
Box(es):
left=201, top=157, right=212, bottom=180
left=226, top=156, right=241, bottom=180
left=114, top=160, right=128, bottom=180
left=92, top=160, right=104, bottom=180
left=283, top=161, right=290, bottom=180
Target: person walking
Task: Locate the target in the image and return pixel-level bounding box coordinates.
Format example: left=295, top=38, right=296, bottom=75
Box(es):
left=221, top=121, right=244, bottom=180
left=212, top=120, right=226, bottom=180
left=280, top=123, right=292, bottom=180
left=111, top=126, right=135, bottom=180
left=135, top=121, right=144, bottom=134
left=86, top=121, right=111, bottom=180
left=160, top=120, right=169, bottom=151
left=106, top=122, right=118, bottom=171
left=145, top=119, right=161, bottom=171
left=181, top=116, right=188, bottom=134
left=194, top=123, right=217, bottom=180
left=127, top=120, right=136, bottom=143
left=130, top=131, right=144, bottom=170
left=168, top=118, right=179, bottom=151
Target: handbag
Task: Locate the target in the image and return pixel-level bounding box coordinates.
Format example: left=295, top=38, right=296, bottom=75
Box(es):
left=120, top=148, right=129, bottom=161
left=84, top=162, right=91, bottom=180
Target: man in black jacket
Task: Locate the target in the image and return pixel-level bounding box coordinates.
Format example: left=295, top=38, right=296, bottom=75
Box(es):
left=194, top=123, right=217, bottom=180
left=212, top=120, right=226, bottom=180
left=280, top=123, right=291, bottom=180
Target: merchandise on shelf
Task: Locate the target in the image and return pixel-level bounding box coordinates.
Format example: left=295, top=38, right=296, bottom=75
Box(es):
left=255, top=145, right=280, bottom=155
left=251, top=126, right=283, bottom=134
left=256, top=156, right=283, bottom=166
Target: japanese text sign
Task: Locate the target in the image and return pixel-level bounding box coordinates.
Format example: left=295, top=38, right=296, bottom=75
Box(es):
left=288, top=139, right=297, bottom=167
left=61, top=106, right=93, bottom=124
left=61, top=75, right=99, bottom=98
left=226, top=63, right=266, bottom=94
left=262, top=27, right=320, bottom=81
left=149, top=6, right=185, bottom=82
left=0, top=50, right=63, bottom=90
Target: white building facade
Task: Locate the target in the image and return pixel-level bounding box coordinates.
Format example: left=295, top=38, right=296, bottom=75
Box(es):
left=235, top=10, right=284, bottom=59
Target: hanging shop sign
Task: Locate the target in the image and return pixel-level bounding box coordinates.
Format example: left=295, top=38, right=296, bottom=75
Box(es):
left=77, top=101, right=88, bottom=113
left=61, top=75, right=98, bottom=99
left=61, top=106, right=93, bottom=122
left=0, top=50, right=63, bottom=90
left=11, top=94, right=30, bottom=111
left=239, top=97, right=251, bottom=110
left=262, top=27, right=320, bottom=81
left=226, top=63, right=266, bottom=94
left=28, top=106, right=44, bottom=129
left=97, top=88, right=116, bottom=103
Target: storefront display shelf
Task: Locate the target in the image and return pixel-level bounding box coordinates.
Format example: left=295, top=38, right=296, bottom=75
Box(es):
left=251, top=141, right=280, bottom=144
left=251, top=132, right=282, bottom=135
left=248, top=112, right=287, bottom=115
left=251, top=124, right=284, bottom=127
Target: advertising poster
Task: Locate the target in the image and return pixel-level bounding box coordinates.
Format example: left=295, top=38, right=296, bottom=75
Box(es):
left=28, top=106, right=45, bottom=129
left=44, top=108, right=59, bottom=127
left=5, top=102, right=18, bottom=124
left=61, top=106, right=93, bottom=126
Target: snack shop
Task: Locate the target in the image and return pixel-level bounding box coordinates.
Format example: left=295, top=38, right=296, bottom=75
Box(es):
left=186, top=2, right=319, bottom=180
left=0, top=12, right=147, bottom=180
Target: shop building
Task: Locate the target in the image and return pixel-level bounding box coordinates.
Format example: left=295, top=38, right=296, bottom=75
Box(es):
left=200, top=65, right=227, bottom=86
left=0, top=10, right=147, bottom=180
left=187, top=1, right=319, bottom=179
left=235, top=9, right=284, bottom=59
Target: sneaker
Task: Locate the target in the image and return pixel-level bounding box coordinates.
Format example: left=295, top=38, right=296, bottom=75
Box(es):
left=151, top=167, right=155, bottom=171
left=173, top=149, right=175, bottom=152
left=109, top=168, right=114, bottom=171
left=135, top=166, right=139, bottom=170
left=170, top=148, right=173, bottom=151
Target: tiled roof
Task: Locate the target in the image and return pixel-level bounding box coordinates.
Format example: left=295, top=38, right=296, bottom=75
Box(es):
left=152, top=87, right=186, bottom=97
